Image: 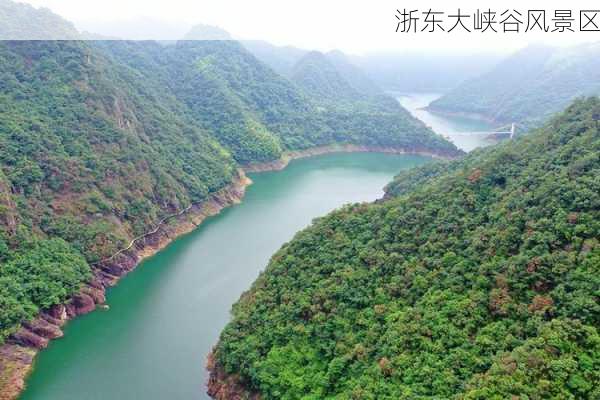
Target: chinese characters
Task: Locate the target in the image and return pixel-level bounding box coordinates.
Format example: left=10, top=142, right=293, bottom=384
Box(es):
left=396, top=8, right=600, bottom=33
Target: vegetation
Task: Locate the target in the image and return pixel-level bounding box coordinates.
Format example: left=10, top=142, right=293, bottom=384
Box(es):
left=288, top=50, right=457, bottom=153
left=241, top=40, right=307, bottom=77
left=291, top=50, right=393, bottom=112
left=214, top=98, right=600, bottom=399
left=325, top=50, right=382, bottom=97
left=0, top=0, right=79, bottom=39
left=0, top=32, right=457, bottom=345
left=0, top=39, right=237, bottom=342
left=429, top=44, right=600, bottom=129
left=0, top=40, right=237, bottom=254
left=99, top=41, right=458, bottom=163
left=0, top=238, right=89, bottom=339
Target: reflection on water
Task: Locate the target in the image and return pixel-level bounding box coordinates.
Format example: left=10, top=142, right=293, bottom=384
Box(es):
left=395, top=92, right=498, bottom=152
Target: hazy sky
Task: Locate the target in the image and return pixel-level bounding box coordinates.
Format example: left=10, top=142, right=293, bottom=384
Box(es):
left=23, top=0, right=600, bottom=54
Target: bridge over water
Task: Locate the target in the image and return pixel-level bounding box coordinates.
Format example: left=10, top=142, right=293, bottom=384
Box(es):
left=447, top=123, right=516, bottom=140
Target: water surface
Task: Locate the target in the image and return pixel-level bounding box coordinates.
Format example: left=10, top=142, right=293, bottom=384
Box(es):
left=395, top=92, right=498, bottom=151
left=20, top=93, right=500, bottom=399
left=20, top=153, right=430, bottom=400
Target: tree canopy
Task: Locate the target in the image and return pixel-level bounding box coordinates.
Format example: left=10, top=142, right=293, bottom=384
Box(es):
left=0, top=37, right=456, bottom=344
left=214, top=97, right=600, bottom=399
left=429, top=44, right=600, bottom=129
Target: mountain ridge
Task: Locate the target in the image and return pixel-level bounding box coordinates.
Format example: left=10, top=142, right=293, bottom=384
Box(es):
left=209, top=97, right=600, bottom=399
left=429, top=43, right=600, bottom=129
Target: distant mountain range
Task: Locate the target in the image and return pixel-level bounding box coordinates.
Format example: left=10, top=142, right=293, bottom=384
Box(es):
left=240, top=40, right=307, bottom=77
left=0, top=0, right=79, bottom=39
left=351, top=51, right=505, bottom=93
left=0, top=0, right=503, bottom=94
left=429, top=43, right=600, bottom=129
left=0, top=0, right=457, bottom=357
left=241, top=41, right=504, bottom=94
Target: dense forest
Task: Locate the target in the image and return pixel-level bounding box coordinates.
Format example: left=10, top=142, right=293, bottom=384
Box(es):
left=0, top=11, right=458, bottom=344
left=98, top=39, right=457, bottom=164
left=287, top=50, right=449, bottom=152
left=0, top=39, right=238, bottom=341
left=429, top=43, right=600, bottom=129
left=212, top=98, right=600, bottom=399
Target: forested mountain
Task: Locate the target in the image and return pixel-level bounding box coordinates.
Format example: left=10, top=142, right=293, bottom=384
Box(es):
left=100, top=40, right=458, bottom=163
left=243, top=42, right=503, bottom=94
left=242, top=41, right=379, bottom=97
left=0, top=33, right=458, bottom=344
left=290, top=50, right=397, bottom=112
left=291, top=51, right=367, bottom=105
left=183, top=24, right=232, bottom=40
left=325, top=50, right=381, bottom=97
left=0, top=40, right=240, bottom=340
left=211, top=98, right=600, bottom=399
left=241, top=40, right=307, bottom=77
left=352, top=50, right=504, bottom=93
left=288, top=50, right=453, bottom=152
left=98, top=40, right=294, bottom=163
left=0, top=0, right=79, bottom=39
left=429, top=44, right=600, bottom=129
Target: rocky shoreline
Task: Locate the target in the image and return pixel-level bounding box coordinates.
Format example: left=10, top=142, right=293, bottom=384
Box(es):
left=243, top=143, right=460, bottom=173
left=205, top=144, right=462, bottom=399
left=206, top=352, right=261, bottom=400
left=0, top=145, right=461, bottom=400
left=0, top=171, right=251, bottom=400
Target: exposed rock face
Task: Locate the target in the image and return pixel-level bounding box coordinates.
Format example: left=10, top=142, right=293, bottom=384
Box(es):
left=206, top=352, right=260, bottom=400
left=0, top=172, right=251, bottom=400
left=0, top=345, right=36, bottom=400
left=67, top=293, right=96, bottom=317
left=23, top=319, right=63, bottom=341
left=8, top=330, right=48, bottom=350
left=45, top=304, right=67, bottom=321
left=83, top=285, right=106, bottom=305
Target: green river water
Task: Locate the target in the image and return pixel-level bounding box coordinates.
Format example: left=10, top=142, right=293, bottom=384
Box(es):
left=19, top=93, right=495, bottom=399
left=19, top=153, right=430, bottom=399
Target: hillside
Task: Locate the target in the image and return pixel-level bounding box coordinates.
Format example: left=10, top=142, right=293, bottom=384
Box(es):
left=429, top=44, right=600, bottom=129
left=352, top=50, right=503, bottom=93
left=182, top=24, right=232, bottom=40
left=99, top=40, right=459, bottom=162
left=291, top=51, right=366, bottom=105
left=0, top=0, right=79, bottom=39
left=244, top=44, right=503, bottom=94
left=98, top=40, right=291, bottom=163
left=210, top=97, right=600, bottom=399
left=0, top=40, right=241, bottom=342
left=243, top=42, right=383, bottom=97
left=0, top=34, right=460, bottom=348
left=241, top=40, right=307, bottom=77
left=325, top=50, right=381, bottom=97
left=290, top=50, right=403, bottom=113
left=288, top=50, right=454, bottom=153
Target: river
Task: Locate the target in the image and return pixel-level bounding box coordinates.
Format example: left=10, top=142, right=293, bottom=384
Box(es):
left=19, top=94, right=493, bottom=400
left=394, top=92, right=497, bottom=151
